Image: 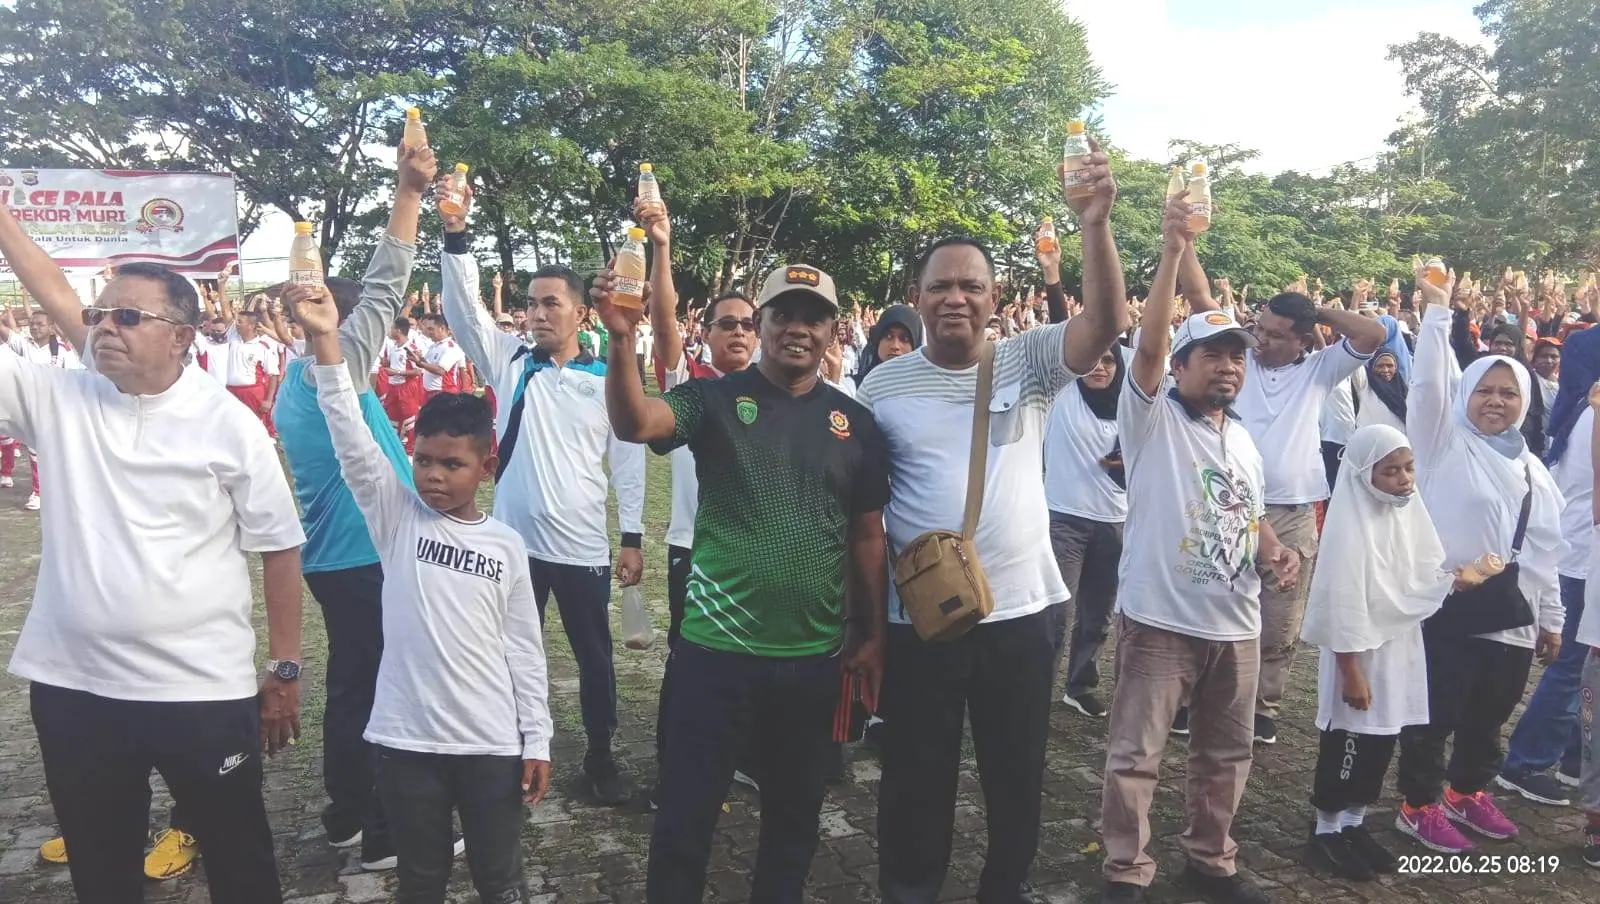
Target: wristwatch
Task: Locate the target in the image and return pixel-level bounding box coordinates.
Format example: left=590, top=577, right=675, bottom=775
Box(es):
left=265, top=659, right=302, bottom=682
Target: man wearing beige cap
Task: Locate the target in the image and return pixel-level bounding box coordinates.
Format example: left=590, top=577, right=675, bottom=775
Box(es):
left=593, top=262, right=892, bottom=904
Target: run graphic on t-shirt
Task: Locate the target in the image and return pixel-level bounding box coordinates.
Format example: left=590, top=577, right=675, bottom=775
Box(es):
left=1176, top=463, right=1259, bottom=589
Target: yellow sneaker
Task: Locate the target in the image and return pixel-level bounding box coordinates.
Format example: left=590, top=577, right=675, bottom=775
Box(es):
left=144, top=828, right=199, bottom=880
left=39, top=836, right=67, bottom=864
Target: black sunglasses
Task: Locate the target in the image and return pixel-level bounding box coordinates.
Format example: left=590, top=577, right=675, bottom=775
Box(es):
left=710, top=317, right=757, bottom=333
left=82, top=307, right=189, bottom=328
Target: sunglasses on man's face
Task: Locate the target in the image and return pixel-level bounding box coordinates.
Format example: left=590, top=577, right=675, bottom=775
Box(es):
left=710, top=317, right=757, bottom=333
left=82, top=307, right=188, bottom=329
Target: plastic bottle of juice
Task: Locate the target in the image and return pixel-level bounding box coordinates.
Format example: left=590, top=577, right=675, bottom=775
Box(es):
left=1425, top=257, right=1449, bottom=288
left=1036, top=216, right=1058, bottom=255
left=613, top=227, right=648, bottom=310
left=637, top=163, right=663, bottom=216
left=1186, top=162, right=1212, bottom=233
left=402, top=107, right=426, bottom=150
left=1165, top=165, right=1186, bottom=200
left=1061, top=121, right=1094, bottom=201
left=439, top=163, right=470, bottom=217
left=289, top=222, right=324, bottom=289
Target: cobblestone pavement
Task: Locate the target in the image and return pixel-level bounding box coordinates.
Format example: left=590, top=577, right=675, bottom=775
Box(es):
left=0, top=454, right=1598, bottom=904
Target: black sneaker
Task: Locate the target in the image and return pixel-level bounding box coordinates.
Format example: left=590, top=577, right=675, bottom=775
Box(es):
left=1557, top=765, right=1582, bottom=788
left=1171, top=707, right=1191, bottom=737
left=1064, top=691, right=1108, bottom=718
left=1307, top=828, right=1374, bottom=881
left=586, top=759, right=635, bottom=807
left=1179, top=863, right=1272, bottom=904
left=1101, top=881, right=1147, bottom=903
left=1583, top=826, right=1600, bottom=868
left=1340, top=825, right=1396, bottom=874
left=1494, top=769, right=1572, bottom=806
left=1253, top=715, right=1277, bottom=746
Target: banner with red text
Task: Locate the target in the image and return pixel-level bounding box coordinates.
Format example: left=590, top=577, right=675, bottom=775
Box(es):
left=0, top=168, right=238, bottom=276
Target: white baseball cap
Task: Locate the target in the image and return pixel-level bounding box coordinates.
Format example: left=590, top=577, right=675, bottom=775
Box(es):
left=1172, top=310, right=1258, bottom=356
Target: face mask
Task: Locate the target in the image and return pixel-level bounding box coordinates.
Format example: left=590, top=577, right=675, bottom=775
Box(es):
left=1373, top=487, right=1413, bottom=508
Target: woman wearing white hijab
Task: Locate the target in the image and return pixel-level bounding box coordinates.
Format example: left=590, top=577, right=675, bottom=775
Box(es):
left=1396, top=266, right=1565, bottom=856
left=1300, top=425, right=1453, bottom=880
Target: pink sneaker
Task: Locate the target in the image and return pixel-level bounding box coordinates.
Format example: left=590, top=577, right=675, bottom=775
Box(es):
left=1396, top=804, right=1475, bottom=853
left=1444, top=790, right=1518, bottom=840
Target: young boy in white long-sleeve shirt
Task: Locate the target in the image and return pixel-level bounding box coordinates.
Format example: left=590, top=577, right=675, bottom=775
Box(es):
left=283, top=281, right=551, bottom=904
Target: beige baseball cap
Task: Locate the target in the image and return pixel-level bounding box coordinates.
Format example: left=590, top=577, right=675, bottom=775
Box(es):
left=756, top=264, right=839, bottom=314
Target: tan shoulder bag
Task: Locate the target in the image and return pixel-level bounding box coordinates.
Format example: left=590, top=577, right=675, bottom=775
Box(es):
left=893, top=340, right=996, bottom=641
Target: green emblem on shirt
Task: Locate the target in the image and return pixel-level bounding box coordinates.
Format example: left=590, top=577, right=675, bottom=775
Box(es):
left=735, top=396, right=758, bottom=425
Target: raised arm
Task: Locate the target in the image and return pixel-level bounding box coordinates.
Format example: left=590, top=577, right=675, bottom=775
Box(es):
left=592, top=270, right=679, bottom=443
left=336, top=140, right=435, bottom=387
left=637, top=200, right=684, bottom=372
left=287, top=283, right=408, bottom=544
left=1177, top=244, right=1218, bottom=313
left=0, top=205, right=86, bottom=350
left=1060, top=138, right=1131, bottom=374
left=1407, top=264, right=1460, bottom=469
left=1130, top=194, right=1190, bottom=397
left=439, top=188, right=519, bottom=385
left=1315, top=305, right=1387, bottom=356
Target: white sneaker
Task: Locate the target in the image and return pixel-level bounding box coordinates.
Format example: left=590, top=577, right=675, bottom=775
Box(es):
left=24, top=493, right=39, bottom=511
left=732, top=770, right=759, bottom=792
left=0, top=475, right=12, bottom=488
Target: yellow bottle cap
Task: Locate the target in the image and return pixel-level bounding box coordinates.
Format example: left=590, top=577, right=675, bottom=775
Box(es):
left=454, top=162, right=469, bottom=173
left=1191, top=162, right=1208, bottom=175
left=640, top=162, right=654, bottom=174
left=628, top=227, right=646, bottom=241
left=1067, top=120, right=1086, bottom=134
left=1042, top=216, right=1053, bottom=225
left=294, top=221, right=313, bottom=235
left=406, top=107, right=420, bottom=120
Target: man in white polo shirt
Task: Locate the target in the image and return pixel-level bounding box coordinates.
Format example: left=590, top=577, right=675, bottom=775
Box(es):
left=0, top=308, right=83, bottom=511
left=440, top=190, right=646, bottom=807
left=858, top=145, right=1128, bottom=904
left=1100, top=196, right=1299, bottom=904
left=0, top=200, right=306, bottom=904
left=1231, top=290, right=1384, bottom=744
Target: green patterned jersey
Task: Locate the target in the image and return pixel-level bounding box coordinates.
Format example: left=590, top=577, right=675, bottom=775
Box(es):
left=651, top=367, right=890, bottom=657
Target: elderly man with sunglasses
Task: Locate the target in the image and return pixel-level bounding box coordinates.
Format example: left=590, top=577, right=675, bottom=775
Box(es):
left=0, top=200, right=305, bottom=904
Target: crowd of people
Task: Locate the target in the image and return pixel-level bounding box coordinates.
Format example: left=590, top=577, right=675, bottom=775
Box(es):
left=0, top=123, right=1597, bottom=904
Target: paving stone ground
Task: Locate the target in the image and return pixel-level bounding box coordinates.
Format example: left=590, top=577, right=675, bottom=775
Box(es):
left=0, top=451, right=1598, bottom=903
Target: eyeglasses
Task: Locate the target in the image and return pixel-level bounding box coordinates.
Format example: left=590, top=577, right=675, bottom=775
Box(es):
left=82, top=307, right=189, bottom=329
left=710, top=317, right=757, bottom=333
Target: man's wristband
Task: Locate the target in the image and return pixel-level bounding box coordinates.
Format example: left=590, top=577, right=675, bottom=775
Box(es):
left=621, top=533, right=642, bottom=550
left=443, top=231, right=471, bottom=255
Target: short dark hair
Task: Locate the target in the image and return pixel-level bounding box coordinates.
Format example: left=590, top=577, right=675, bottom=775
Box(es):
left=114, top=262, right=201, bottom=325
left=528, top=265, right=586, bottom=307
left=914, top=236, right=996, bottom=287
left=1172, top=344, right=1195, bottom=367
left=1265, top=292, right=1318, bottom=334
left=393, top=316, right=411, bottom=334
left=416, top=392, right=495, bottom=456
left=702, top=291, right=753, bottom=326
left=263, top=277, right=362, bottom=324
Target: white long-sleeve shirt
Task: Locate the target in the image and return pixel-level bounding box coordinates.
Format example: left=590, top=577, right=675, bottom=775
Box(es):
left=1410, top=305, right=1564, bottom=648
left=314, top=363, right=551, bottom=760
left=441, top=247, right=645, bottom=566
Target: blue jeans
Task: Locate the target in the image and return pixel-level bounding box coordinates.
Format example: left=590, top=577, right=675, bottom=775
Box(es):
left=1503, top=575, right=1587, bottom=776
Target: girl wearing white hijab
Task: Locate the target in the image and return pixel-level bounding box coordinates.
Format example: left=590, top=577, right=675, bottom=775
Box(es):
left=1300, top=425, right=1453, bottom=880
left=1396, top=269, right=1565, bottom=856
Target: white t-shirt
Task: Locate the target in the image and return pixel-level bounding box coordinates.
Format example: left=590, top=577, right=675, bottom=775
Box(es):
left=635, top=324, right=653, bottom=355
left=1552, top=407, right=1594, bottom=579
left=1043, top=381, right=1126, bottom=523
left=0, top=354, right=305, bottom=701
left=1579, top=530, right=1600, bottom=649
left=1116, top=376, right=1267, bottom=642
left=1235, top=341, right=1369, bottom=504
left=6, top=335, right=83, bottom=370
left=422, top=338, right=466, bottom=392
left=224, top=333, right=280, bottom=387
left=1315, top=627, right=1429, bottom=734
left=1319, top=377, right=1358, bottom=446
left=197, top=335, right=230, bottom=382
left=443, top=253, right=646, bottom=566
left=383, top=335, right=428, bottom=386
left=313, top=364, right=551, bottom=760
left=856, top=324, right=1077, bottom=624
left=660, top=356, right=721, bottom=550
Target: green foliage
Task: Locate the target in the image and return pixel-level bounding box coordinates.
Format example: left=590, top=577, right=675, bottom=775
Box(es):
left=0, top=0, right=1588, bottom=304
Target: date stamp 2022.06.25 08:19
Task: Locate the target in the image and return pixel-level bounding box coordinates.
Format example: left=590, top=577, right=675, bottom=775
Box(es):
left=1397, top=854, right=1562, bottom=876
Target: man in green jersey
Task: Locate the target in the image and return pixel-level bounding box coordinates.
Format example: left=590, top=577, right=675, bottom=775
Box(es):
left=594, top=262, right=890, bottom=903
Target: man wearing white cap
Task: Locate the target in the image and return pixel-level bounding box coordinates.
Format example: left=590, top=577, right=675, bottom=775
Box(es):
left=1100, top=196, right=1300, bottom=904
